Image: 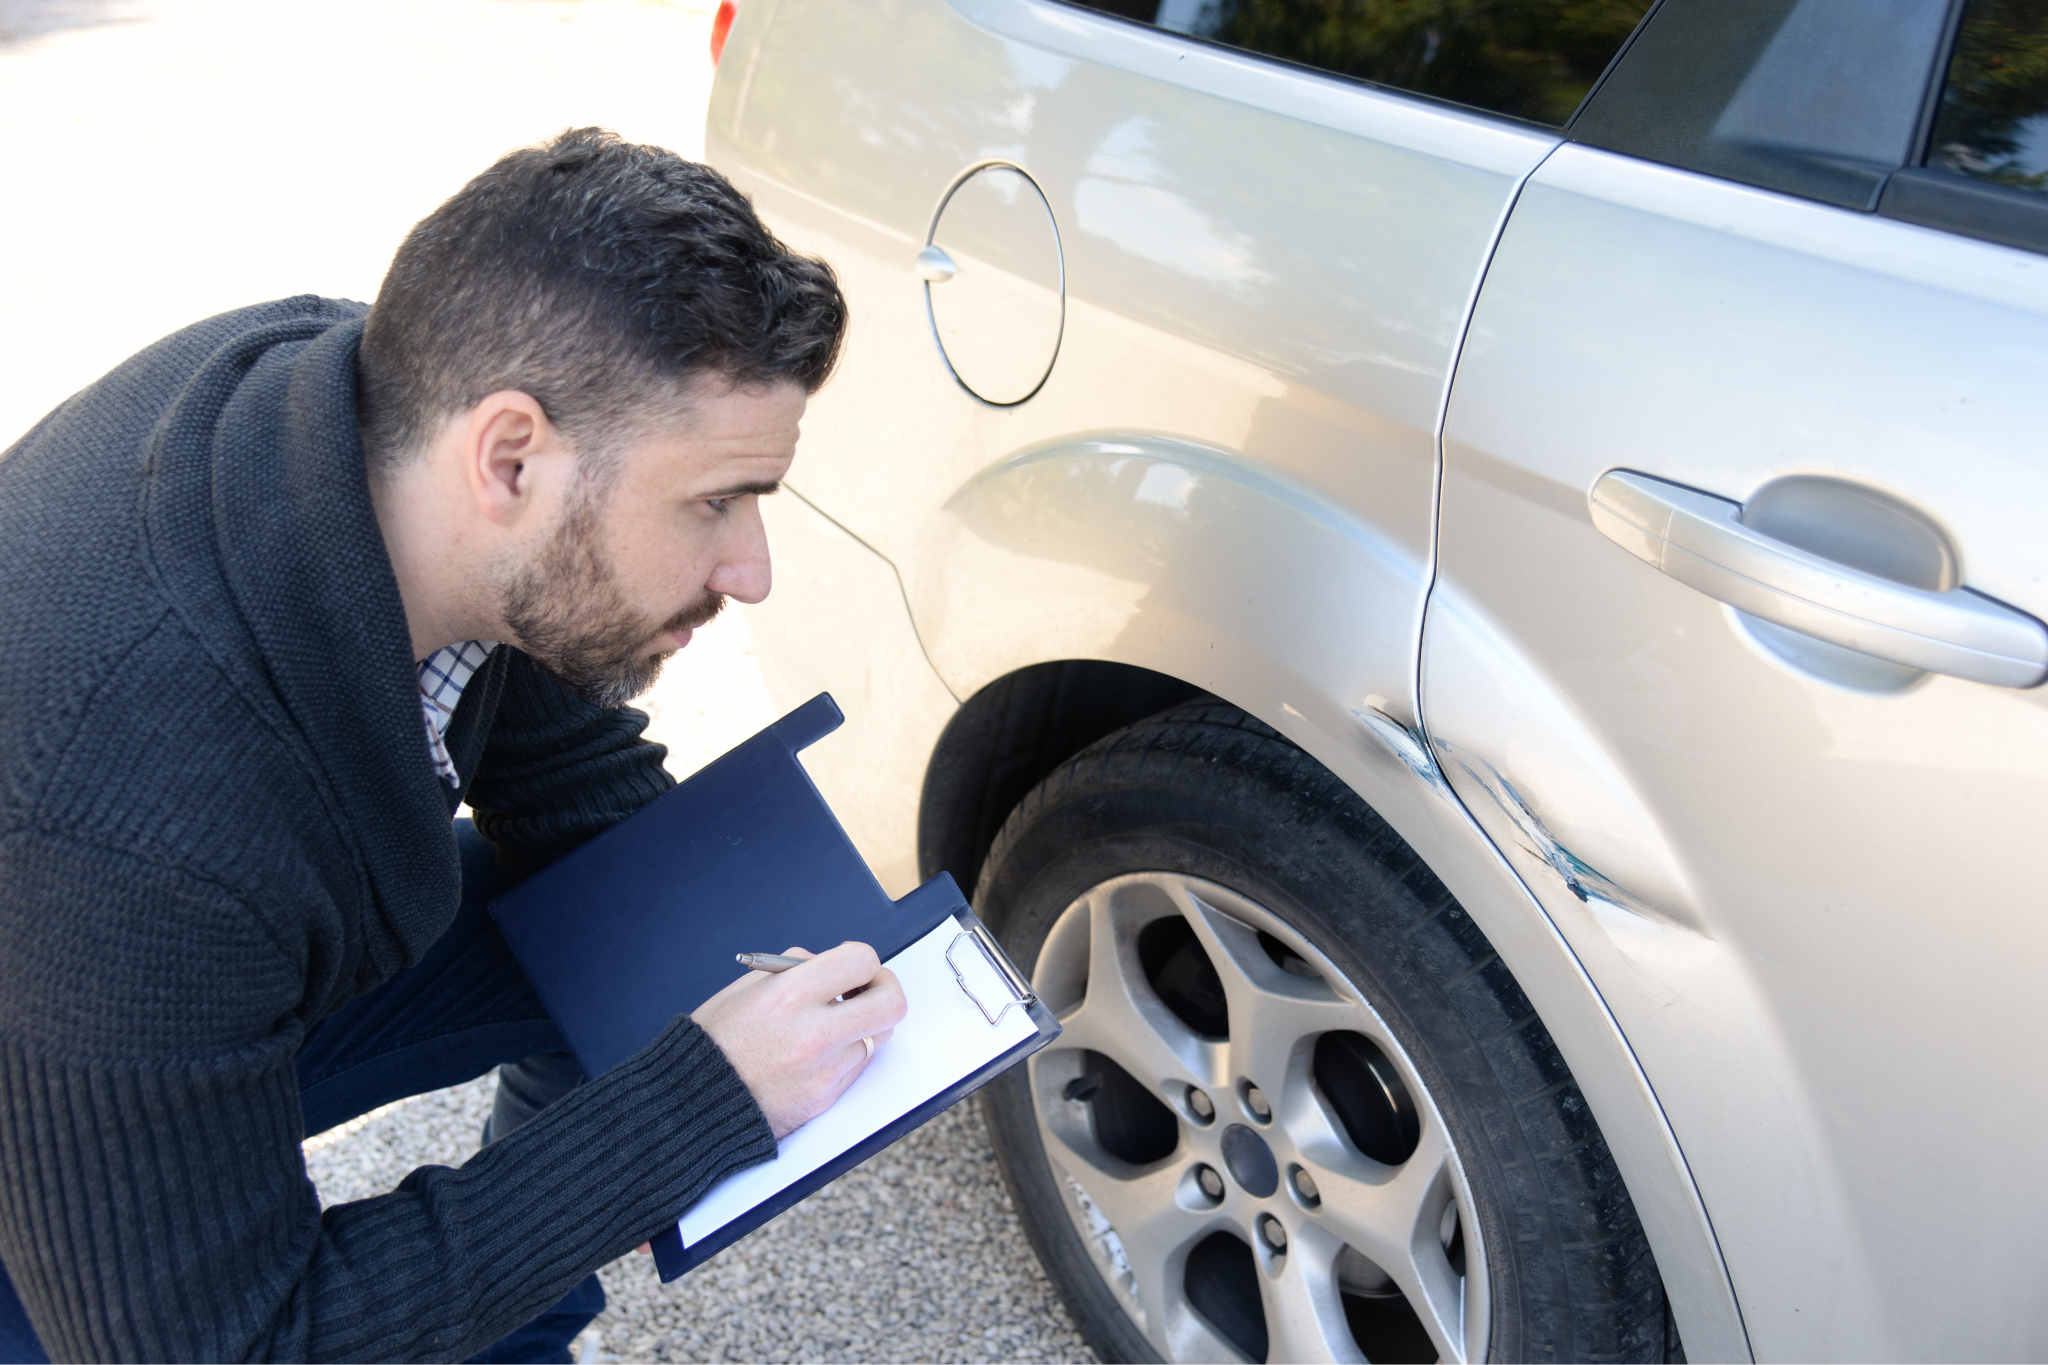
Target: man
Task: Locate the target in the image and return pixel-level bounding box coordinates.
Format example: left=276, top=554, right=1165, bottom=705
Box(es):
left=0, top=127, right=905, bottom=1361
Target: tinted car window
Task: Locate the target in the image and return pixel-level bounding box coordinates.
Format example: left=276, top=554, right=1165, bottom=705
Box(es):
left=1059, top=0, right=1654, bottom=126
left=1570, top=0, right=1954, bottom=210
left=1925, top=0, right=2048, bottom=193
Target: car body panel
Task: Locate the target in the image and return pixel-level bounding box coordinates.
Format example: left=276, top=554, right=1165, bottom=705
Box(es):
left=708, top=0, right=1558, bottom=736
left=746, top=488, right=964, bottom=898
left=1429, top=141, right=2048, bottom=1360
left=917, top=433, right=1425, bottom=728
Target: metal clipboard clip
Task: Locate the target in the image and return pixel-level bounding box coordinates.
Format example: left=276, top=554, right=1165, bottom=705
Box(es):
left=946, top=922, right=1037, bottom=1025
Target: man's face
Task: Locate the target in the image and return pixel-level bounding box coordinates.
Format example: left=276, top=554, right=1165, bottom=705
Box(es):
left=497, top=380, right=805, bottom=707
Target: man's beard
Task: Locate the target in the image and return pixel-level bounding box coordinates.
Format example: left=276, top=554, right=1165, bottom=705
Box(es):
left=498, top=495, right=726, bottom=708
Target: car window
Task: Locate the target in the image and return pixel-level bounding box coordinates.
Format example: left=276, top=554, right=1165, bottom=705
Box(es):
left=1569, top=0, right=1954, bottom=210
left=1877, top=0, right=2048, bottom=254
left=1054, top=0, right=1655, bottom=126
left=1924, top=0, right=2048, bottom=194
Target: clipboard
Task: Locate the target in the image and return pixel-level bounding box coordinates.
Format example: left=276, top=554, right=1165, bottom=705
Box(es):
left=488, top=693, right=1059, bottom=1280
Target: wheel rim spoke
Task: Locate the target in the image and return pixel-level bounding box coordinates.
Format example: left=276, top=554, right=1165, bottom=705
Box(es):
left=1259, top=1223, right=1365, bottom=1364
left=1072, top=1156, right=1188, bottom=1246
left=1309, top=1120, right=1474, bottom=1362
left=1052, top=884, right=1223, bottom=1088
left=1311, top=1118, right=1447, bottom=1263
left=1176, top=886, right=1361, bottom=1110
left=1047, top=1151, right=1212, bottom=1343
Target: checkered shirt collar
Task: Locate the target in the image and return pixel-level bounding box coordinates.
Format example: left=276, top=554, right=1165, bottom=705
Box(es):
left=418, top=641, right=498, bottom=785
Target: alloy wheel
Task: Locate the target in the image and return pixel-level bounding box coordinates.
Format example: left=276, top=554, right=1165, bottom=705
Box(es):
left=1026, top=870, right=1487, bottom=1363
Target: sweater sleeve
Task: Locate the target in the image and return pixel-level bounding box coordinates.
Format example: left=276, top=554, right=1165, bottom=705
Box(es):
left=463, top=651, right=677, bottom=885
left=0, top=830, right=776, bottom=1363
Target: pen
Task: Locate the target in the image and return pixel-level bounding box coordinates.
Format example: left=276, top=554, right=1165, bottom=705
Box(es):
left=738, top=950, right=867, bottom=1002
left=736, top=951, right=807, bottom=973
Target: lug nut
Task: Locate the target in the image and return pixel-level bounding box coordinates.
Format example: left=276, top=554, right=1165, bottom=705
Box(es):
left=1260, top=1215, right=1288, bottom=1252
left=1292, top=1167, right=1321, bottom=1205
left=1186, top=1086, right=1215, bottom=1121
left=1243, top=1084, right=1272, bottom=1122
left=1195, top=1165, right=1225, bottom=1201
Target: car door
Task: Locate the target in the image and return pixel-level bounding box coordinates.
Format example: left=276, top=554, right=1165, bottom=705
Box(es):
left=1422, top=0, right=2048, bottom=1358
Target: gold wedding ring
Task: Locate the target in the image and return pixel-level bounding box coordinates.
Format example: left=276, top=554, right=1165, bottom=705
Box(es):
left=860, top=1035, right=876, bottom=1062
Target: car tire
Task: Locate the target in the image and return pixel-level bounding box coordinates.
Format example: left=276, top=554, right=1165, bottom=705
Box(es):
left=976, top=701, right=1675, bottom=1363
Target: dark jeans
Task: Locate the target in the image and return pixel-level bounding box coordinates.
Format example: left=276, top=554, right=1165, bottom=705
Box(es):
left=0, top=821, right=602, bottom=1364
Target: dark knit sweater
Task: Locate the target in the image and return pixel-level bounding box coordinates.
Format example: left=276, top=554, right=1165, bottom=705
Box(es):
left=0, top=298, right=778, bottom=1361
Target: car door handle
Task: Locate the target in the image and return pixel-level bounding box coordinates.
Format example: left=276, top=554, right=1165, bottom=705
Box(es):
left=1589, top=469, right=2048, bottom=688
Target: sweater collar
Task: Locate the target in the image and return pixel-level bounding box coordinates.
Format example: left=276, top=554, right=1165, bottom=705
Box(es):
left=142, top=297, right=459, bottom=973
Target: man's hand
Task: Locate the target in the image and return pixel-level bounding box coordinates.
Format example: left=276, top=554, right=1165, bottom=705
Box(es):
left=690, top=941, right=905, bottom=1139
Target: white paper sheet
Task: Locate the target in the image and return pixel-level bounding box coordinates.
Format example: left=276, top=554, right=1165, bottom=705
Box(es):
left=675, top=916, right=1040, bottom=1246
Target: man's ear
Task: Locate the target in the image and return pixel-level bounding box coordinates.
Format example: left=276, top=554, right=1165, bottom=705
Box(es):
left=463, top=391, right=559, bottom=526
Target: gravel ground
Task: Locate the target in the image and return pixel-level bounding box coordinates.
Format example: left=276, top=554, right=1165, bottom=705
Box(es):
left=303, top=1066, right=1091, bottom=1364
left=3, top=2, right=1096, bottom=1359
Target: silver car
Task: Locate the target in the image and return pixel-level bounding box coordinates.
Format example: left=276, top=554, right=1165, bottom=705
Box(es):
left=704, top=0, right=2048, bottom=1359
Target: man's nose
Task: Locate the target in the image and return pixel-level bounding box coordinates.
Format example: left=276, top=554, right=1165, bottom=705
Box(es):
left=705, top=505, right=772, bottom=604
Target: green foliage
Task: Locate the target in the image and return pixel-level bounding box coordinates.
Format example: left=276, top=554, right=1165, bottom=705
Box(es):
left=1928, top=0, right=2048, bottom=191
left=1201, top=0, right=1652, bottom=126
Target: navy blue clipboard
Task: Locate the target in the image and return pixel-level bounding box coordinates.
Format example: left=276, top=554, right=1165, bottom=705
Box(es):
left=487, top=692, right=1059, bottom=1280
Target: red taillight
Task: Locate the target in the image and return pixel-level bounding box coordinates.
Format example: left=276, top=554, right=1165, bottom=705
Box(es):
left=710, top=0, right=739, bottom=66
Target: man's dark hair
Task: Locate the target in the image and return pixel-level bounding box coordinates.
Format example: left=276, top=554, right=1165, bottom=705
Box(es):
left=359, top=127, right=846, bottom=475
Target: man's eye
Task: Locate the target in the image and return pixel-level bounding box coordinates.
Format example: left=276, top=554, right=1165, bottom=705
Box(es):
left=707, top=497, right=732, bottom=515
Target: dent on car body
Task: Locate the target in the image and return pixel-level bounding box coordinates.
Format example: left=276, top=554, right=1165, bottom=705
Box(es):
left=1431, top=739, right=1650, bottom=916
left=1350, top=702, right=1449, bottom=794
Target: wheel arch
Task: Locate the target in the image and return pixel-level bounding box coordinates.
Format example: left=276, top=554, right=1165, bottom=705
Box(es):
left=914, top=649, right=1747, bottom=1359
left=917, top=659, right=1205, bottom=896
left=894, top=431, right=1750, bottom=1357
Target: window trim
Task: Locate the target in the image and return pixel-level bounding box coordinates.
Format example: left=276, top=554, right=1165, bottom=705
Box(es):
left=1878, top=167, right=2048, bottom=254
